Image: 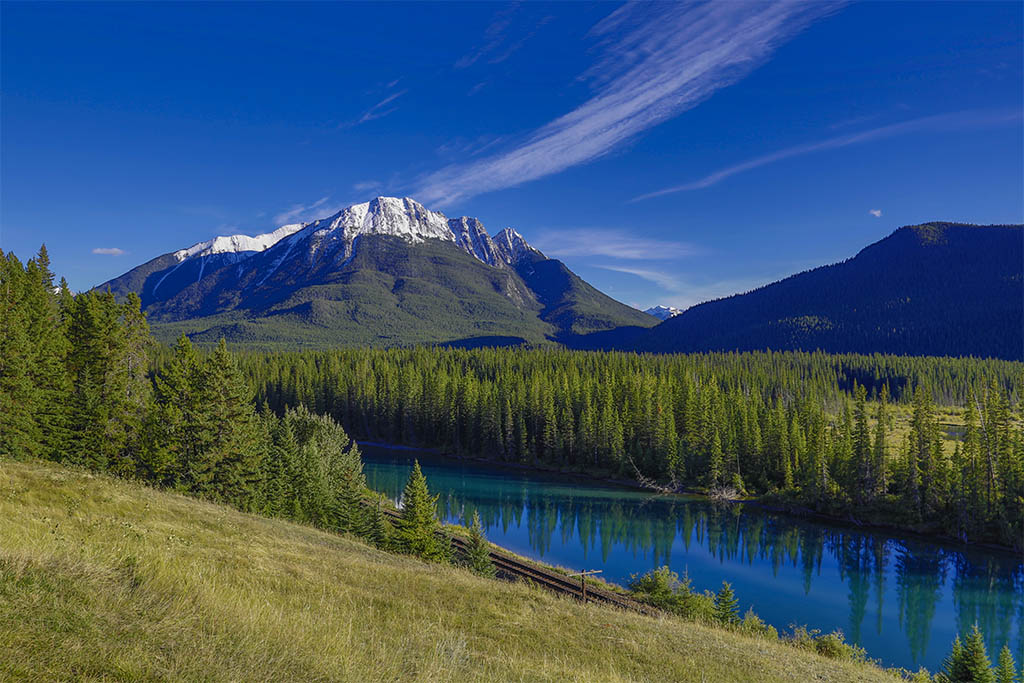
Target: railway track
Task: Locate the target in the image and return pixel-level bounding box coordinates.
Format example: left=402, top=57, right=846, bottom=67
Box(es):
left=375, top=506, right=657, bottom=615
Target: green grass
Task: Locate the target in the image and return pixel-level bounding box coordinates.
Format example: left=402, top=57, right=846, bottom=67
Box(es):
left=0, top=459, right=899, bottom=682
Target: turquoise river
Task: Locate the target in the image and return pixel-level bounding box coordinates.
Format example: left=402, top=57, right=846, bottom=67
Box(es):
left=360, top=444, right=1023, bottom=673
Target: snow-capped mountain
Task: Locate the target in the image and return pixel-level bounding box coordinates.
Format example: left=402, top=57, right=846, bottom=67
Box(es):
left=166, top=197, right=535, bottom=275
left=99, top=196, right=658, bottom=348
left=644, top=305, right=683, bottom=321
left=173, top=223, right=305, bottom=262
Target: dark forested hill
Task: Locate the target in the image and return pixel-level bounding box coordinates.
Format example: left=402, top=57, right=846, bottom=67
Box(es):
left=603, top=223, right=1022, bottom=360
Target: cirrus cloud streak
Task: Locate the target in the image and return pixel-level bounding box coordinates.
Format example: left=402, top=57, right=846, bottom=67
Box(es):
left=416, top=1, right=843, bottom=205
left=531, top=228, right=697, bottom=260
left=633, top=108, right=1024, bottom=200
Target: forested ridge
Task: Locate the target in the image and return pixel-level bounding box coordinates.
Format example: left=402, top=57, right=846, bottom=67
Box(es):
left=240, top=347, right=1024, bottom=548
left=606, top=223, right=1023, bottom=361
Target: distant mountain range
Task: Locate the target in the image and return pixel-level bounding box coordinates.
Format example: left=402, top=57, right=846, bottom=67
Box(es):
left=100, top=211, right=1022, bottom=359
left=644, top=305, right=683, bottom=321
left=579, top=222, right=1023, bottom=361
left=100, top=197, right=656, bottom=348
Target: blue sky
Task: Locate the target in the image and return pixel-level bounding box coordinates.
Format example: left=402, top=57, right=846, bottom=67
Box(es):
left=2, top=1, right=1021, bottom=309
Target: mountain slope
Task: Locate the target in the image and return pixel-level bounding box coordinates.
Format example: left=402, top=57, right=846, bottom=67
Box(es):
left=98, top=197, right=655, bottom=348
left=634, top=223, right=1023, bottom=360
left=1, top=459, right=896, bottom=682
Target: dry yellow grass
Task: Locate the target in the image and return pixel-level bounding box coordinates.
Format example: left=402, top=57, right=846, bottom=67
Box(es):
left=0, top=459, right=898, bottom=682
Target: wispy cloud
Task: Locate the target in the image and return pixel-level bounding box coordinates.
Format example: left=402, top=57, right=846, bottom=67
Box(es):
left=869, top=209, right=882, bottom=218
left=597, top=264, right=772, bottom=310
left=633, top=108, right=1024, bottom=200
left=92, top=247, right=126, bottom=256
left=357, top=89, right=408, bottom=124
left=274, top=196, right=347, bottom=225
left=455, top=5, right=551, bottom=70
left=353, top=180, right=383, bottom=194
left=416, top=2, right=841, bottom=205
left=531, top=229, right=697, bottom=260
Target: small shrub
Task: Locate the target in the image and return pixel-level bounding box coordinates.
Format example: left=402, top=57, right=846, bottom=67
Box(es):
left=628, top=567, right=715, bottom=621
left=739, top=608, right=777, bottom=640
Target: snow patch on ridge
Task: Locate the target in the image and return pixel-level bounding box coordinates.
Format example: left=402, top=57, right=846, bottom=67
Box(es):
left=173, top=223, right=305, bottom=262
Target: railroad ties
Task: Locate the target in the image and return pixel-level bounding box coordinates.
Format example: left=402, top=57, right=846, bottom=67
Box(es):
left=376, top=506, right=658, bottom=616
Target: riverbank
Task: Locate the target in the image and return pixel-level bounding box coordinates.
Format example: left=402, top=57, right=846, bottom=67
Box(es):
left=2, top=459, right=902, bottom=683
left=358, top=441, right=1022, bottom=556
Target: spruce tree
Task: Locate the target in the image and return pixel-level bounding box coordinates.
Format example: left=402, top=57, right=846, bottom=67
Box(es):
left=203, top=339, right=264, bottom=508
left=939, top=624, right=995, bottom=683
left=112, top=292, right=152, bottom=477
left=714, top=581, right=740, bottom=625
left=463, top=510, right=495, bottom=577
left=872, top=384, right=889, bottom=497
left=960, top=624, right=995, bottom=683
left=394, top=460, right=445, bottom=561
left=0, top=251, right=41, bottom=459
left=940, top=635, right=970, bottom=683
left=708, top=429, right=723, bottom=488
left=336, top=465, right=368, bottom=536
left=994, top=646, right=1017, bottom=683
left=852, top=383, right=872, bottom=503
left=22, top=246, right=71, bottom=462
left=148, top=335, right=205, bottom=488
left=369, top=494, right=392, bottom=550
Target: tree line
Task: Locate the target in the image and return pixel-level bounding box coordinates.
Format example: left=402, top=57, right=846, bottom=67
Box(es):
left=239, top=346, right=1024, bottom=548
left=0, top=247, right=480, bottom=566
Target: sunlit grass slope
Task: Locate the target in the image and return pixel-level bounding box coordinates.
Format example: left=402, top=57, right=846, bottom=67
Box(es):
left=0, top=460, right=897, bottom=682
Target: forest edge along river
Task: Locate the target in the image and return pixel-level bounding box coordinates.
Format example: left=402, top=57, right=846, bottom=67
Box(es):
left=360, top=443, right=1024, bottom=673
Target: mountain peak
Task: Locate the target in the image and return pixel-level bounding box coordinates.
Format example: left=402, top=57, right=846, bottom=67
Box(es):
left=644, top=305, right=683, bottom=321
left=493, top=227, right=539, bottom=265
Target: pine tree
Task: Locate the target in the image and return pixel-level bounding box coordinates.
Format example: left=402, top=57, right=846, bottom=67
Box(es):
left=872, top=384, right=889, bottom=497
left=463, top=510, right=495, bottom=577
left=994, top=646, right=1016, bottom=683
left=203, top=339, right=265, bottom=509
left=961, top=624, right=995, bottom=683
left=22, top=246, right=71, bottom=462
left=336, top=465, right=368, bottom=536
left=108, top=292, right=152, bottom=477
left=394, top=460, right=445, bottom=561
left=708, top=428, right=723, bottom=488
left=940, top=635, right=970, bottom=683
left=939, top=624, right=995, bottom=683
left=148, top=335, right=205, bottom=487
left=0, top=251, right=41, bottom=459
left=852, top=383, right=872, bottom=503
left=369, top=494, right=392, bottom=550
left=263, top=417, right=296, bottom=517
left=714, top=581, right=740, bottom=625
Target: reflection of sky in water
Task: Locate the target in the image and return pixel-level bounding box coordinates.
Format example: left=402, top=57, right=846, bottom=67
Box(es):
left=361, top=444, right=1024, bottom=672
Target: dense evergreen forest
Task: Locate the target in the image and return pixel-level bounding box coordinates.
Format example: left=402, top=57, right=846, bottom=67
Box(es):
left=0, top=247, right=378, bottom=539
left=3, top=244, right=1023, bottom=551
left=239, top=347, right=1024, bottom=548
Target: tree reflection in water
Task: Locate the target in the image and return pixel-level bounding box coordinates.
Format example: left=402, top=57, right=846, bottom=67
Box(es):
left=362, top=446, right=1023, bottom=672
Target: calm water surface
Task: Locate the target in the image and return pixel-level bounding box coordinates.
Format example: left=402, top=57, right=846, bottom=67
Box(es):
left=360, top=444, right=1023, bottom=672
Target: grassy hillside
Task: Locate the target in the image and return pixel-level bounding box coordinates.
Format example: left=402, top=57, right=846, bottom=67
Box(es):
left=0, top=459, right=898, bottom=682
